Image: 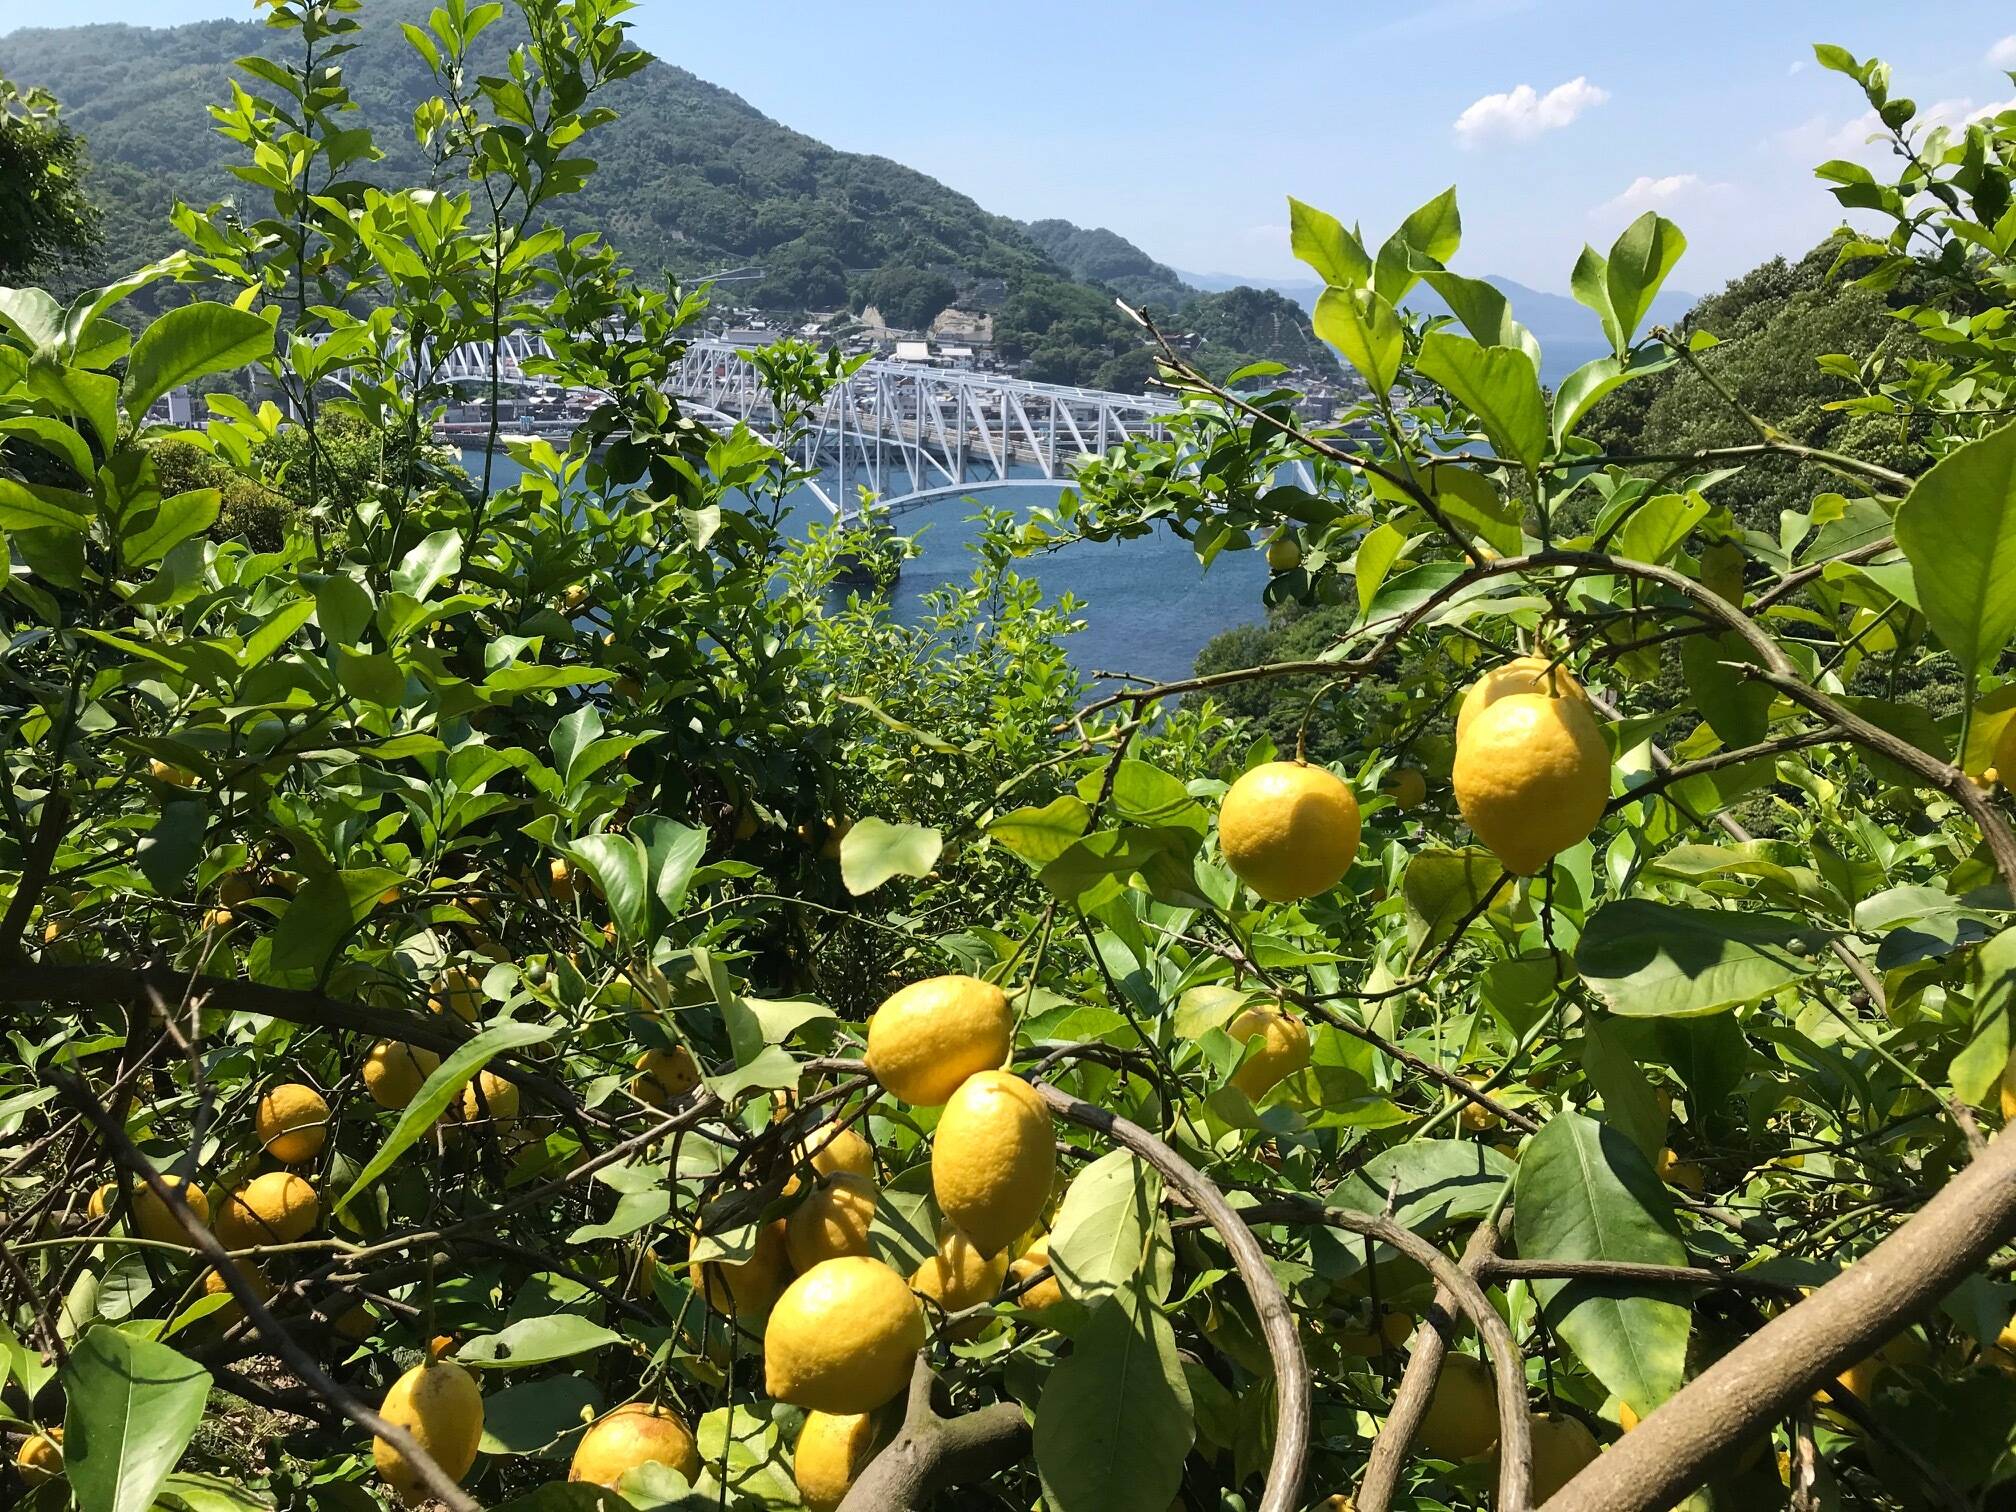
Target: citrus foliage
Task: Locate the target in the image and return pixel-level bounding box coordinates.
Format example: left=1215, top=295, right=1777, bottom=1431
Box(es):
left=5, top=11, right=2016, bottom=1512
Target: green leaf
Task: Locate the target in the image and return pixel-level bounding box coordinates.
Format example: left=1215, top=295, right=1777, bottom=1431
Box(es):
left=991, top=795, right=1091, bottom=866
left=122, top=304, right=274, bottom=424
left=1375, top=186, right=1461, bottom=303
left=1571, top=244, right=1623, bottom=355
left=1049, top=1151, right=1164, bottom=1308
left=1514, top=1111, right=1690, bottom=1416
left=26, top=356, right=120, bottom=452
left=1679, top=632, right=1772, bottom=748
left=137, top=798, right=206, bottom=897
left=478, top=1375, right=603, bottom=1456
left=1287, top=197, right=1371, bottom=289
left=333, top=1021, right=555, bottom=1215
left=632, top=816, right=709, bottom=921
left=1354, top=522, right=1410, bottom=616
left=459, top=1314, right=625, bottom=1370
left=1332, top=1140, right=1516, bottom=1233
left=314, top=573, right=374, bottom=645
left=1077, top=760, right=1206, bottom=831
left=568, top=834, right=649, bottom=944
left=0, top=474, right=93, bottom=533
left=1605, top=213, right=1688, bottom=350
left=1954, top=930, right=2016, bottom=1106
left=1416, top=331, right=1549, bottom=469
left=1420, top=270, right=1538, bottom=368
left=268, top=867, right=405, bottom=976
left=1433, top=468, right=1522, bottom=558
left=1578, top=898, right=1829, bottom=1017
left=1893, top=419, right=2016, bottom=678
left=1400, top=846, right=1504, bottom=951
left=122, top=489, right=220, bottom=567
left=1313, top=285, right=1402, bottom=397
left=392, top=528, right=464, bottom=601
left=1582, top=1020, right=1665, bottom=1164
left=0, top=414, right=95, bottom=479
left=839, top=817, right=942, bottom=895
left=1034, top=1286, right=1194, bottom=1512
left=61, top=1325, right=212, bottom=1512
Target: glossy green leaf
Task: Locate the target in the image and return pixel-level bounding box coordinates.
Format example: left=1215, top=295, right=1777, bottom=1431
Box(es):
left=1049, top=1151, right=1163, bottom=1307
left=1332, top=1140, right=1516, bottom=1233
left=1416, top=331, right=1549, bottom=469
left=1400, top=845, right=1504, bottom=950
left=1421, top=270, right=1538, bottom=368
left=839, top=816, right=942, bottom=894
left=61, top=1326, right=212, bottom=1512
left=1034, top=1286, right=1193, bottom=1512
left=1605, top=213, right=1688, bottom=350
left=1578, top=899, right=1829, bottom=1017
left=568, top=834, right=649, bottom=943
left=478, top=1374, right=603, bottom=1455
left=1313, top=285, right=1402, bottom=397
left=1375, top=186, right=1461, bottom=303
left=121, top=303, right=275, bottom=424
left=136, top=798, right=205, bottom=896
left=1894, top=419, right=2016, bottom=677
left=459, top=1313, right=625, bottom=1369
left=123, top=489, right=220, bottom=566
left=991, top=795, right=1091, bottom=865
left=1287, top=197, right=1371, bottom=289
left=1515, top=1111, right=1690, bottom=1416
left=267, top=867, right=405, bottom=977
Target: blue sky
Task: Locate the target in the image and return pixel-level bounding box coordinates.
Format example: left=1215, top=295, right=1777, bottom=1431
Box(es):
left=7, top=0, right=2014, bottom=296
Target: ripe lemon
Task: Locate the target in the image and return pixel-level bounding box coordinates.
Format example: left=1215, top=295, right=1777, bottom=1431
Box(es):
left=1455, top=655, right=1589, bottom=744
left=374, top=1359, right=484, bottom=1504
left=1008, top=1235, right=1063, bottom=1311
left=364, top=1041, right=440, bottom=1109
left=865, top=975, right=1012, bottom=1107
left=1656, top=1147, right=1704, bottom=1193
left=1319, top=1499, right=1357, bottom=1512
left=200, top=1258, right=273, bottom=1327
left=803, top=1122, right=874, bottom=1181
left=2000, top=1043, right=2016, bottom=1122
left=1452, top=693, right=1610, bottom=875
left=1266, top=535, right=1302, bottom=572
left=1218, top=761, right=1361, bottom=903
left=765, top=1256, right=925, bottom=1413
left=459, top=1070, right=519, bottom=1129
left=431, top=966, right=485, bottom=1022
left=1417, top=1352, right=1498, bottom=1461
left=149, top=758, right=198, bottom=788
left=1997, top=717, right=2016, bottom=790
left=1226, top=1002, right=1312, bottom=1101
left=633, top=1046, right=700, bottom=1107
left=1618, top=1400, right=1640, bottom=1431
left=932, top=1071, right=1055, bottom=1257
left=912, top=1223, right=1009, bottom=1337
left=689, top=1218, right=790, bottom=1325
left=795, top=1410, right=877, bottom=1512
left=786, top=1173, right=879, bottom=1272
left=569, top=1401, right=700, bottom=1488
left=256, top=1083, right=330, bottom=1164
left=16, top=1427, right=62, bottom=1485
left=214, top=1171, right=319, bottom=1248
left=87, top=1182, right=112, bottom=1219
left=1458, top=1081, right=1502, bottom=1134
left=125, top=1177, right=209, bottom=1244
left=1383, top=767, right=1428, bottom=811
left=1525, top=1412, right=1600, bottom=1501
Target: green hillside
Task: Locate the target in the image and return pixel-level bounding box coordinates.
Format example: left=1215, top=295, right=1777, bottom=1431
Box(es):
left=1022, top=218, right=1193, bottom=307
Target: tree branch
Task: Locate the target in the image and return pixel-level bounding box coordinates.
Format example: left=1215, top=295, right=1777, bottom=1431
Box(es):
left=835, top=1357, right=1030, bottom=1512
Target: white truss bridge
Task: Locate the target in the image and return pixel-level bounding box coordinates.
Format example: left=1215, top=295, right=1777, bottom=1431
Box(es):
left=276, top=330, right=1284, bottom=518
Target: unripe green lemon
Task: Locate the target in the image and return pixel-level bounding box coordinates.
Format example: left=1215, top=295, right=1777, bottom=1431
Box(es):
left=373, top=1359, right=483, bottom=1504
left=1455, top=655, right=1589, bottom=745
left=1266, top=535, right=1302, bottom=572
left=1217, top=761, right=1361, bottom=903
left=786, top=1173, right=879, bottom=1272
left=795, top=1410, right=877, bottom=1511
left=1226, top=1002, right=1311, bottom=1101
left=765, top=1256, right=925, bottom=1413
left=1452, top=693, right=1610, bottom=875
left=255, top=1082, right=330, bottom=1164
left=931, top=1070, right=1055, bottom=1257
left=1418, top=1352, right=1498, bottom=1461
left=569, top=1401, right=700, bottom=1488
left=865, top=975, right=1012, bottom=1106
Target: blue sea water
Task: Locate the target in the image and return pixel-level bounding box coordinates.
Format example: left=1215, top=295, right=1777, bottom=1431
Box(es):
left=472, top=451, right=1269, bottom=686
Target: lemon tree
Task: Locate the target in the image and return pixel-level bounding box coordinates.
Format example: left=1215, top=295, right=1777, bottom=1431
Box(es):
left=4, top=10, right=2016, bottom=1512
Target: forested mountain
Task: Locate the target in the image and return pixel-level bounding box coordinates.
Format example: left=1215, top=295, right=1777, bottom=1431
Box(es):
left=1022, top=218, right=1194, bottom=307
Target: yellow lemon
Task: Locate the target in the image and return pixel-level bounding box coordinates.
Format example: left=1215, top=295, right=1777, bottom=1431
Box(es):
left=932, top=1071, right=1055, bottom=1257
left=1452, top=693, right=1610, bottom=875
left=2001, top=1044, right=2016, bottom=1123
left=1226, top=1002, right=1312, bottom=1102
left=363, top=1041, right=440, bottom=1110
left=1217, top=761, right=1361, bottom=903
left=1455, top=655, right=1589, bottom=744
left=128, top=1178, right=209, bottom=1245
left=786, top=1173, right=880, bottom=1272
left=799, top=1122, right=874, bottom=1185
left=87, top=1182, right=113, bottom=1219
left=256, top=1083, right=330, bottom=1164
left=1618, top=1400, right=1640, bottom=1431
left=1525, top=1412, right=1600, bottom=1501
left=149, top=758, right=198, bottom=788
left=1459, top=1081, right=1502, bottom=1134
left=1383, top=767, right=1428, bottom=811
left=633, top=1046, right=701, bottom=1107
left=214, top=1171, right=318, bottom=1248
left=690, top=1218, right=791, bottom=1325
left=1266, top=535, right=1302, bottom=572
left=1417, top=1352, right=1498, bottom=1461
left=1319, top=1499, right=1357, bottom=1512
left=568, top=1401, right=700, bottom=1488
left=373, top=1359, right=483, bottom=1504
left=765, top=1256, right=925, bottom=1413
left=795, top=1410, right=877, bottom=1512
left=1008, top=1235, right=1065, bottom=1311
left=1656, top=1147, right=1704, bottom=1193
left=16, top=1427, right=62, bottom=1485
left=431, top=966, right=485, bottom=1022
left=200, top=1258, right=272, bottom=1328
left=866, top=975, right=1012, bottom=1107
left=459, top=1071, right=519, bottom=1130
left=912, top=1223, right=1009, bottom=1337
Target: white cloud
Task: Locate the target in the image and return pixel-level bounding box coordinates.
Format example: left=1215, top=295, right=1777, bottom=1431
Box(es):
left=1453, top=77, right=1609, bottom=146
left=1990, top=34, right=2016, bottom=69
left=1788, top=59, right=1807, bottom=77
left=1597, top=173, right=1725, bottom=215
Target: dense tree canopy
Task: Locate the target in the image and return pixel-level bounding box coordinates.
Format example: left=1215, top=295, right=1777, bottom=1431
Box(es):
left=0, top=77, right=100, bottom=284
